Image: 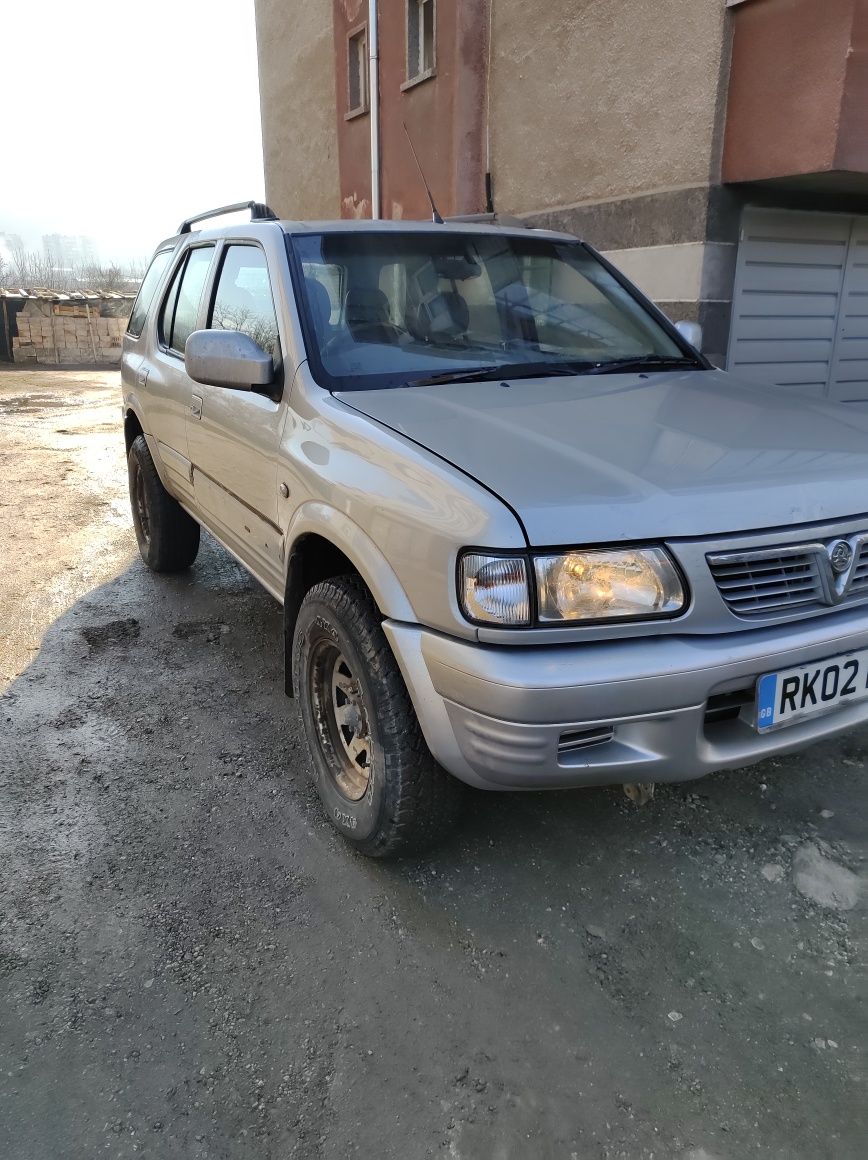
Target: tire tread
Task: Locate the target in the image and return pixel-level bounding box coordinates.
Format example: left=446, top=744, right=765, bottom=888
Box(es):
left=299, top=575, right=461, bottom=858
left=129, top=435, right=200, bottom=572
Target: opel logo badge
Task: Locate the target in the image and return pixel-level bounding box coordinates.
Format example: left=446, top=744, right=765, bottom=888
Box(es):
left=829, top=540, right=853, bottom=575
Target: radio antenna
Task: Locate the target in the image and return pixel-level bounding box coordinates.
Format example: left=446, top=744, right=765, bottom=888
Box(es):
left=402, top=121, right=444, bottom=224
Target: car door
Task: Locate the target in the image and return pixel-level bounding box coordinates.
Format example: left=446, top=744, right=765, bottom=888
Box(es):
left=146, top=244, right=217, bottom=502
left=122, top=246, right=174, bottom=420
left=185, top=241, right=287, bottom=593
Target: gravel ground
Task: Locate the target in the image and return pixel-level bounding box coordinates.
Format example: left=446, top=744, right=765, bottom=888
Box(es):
left=0, top=367, right=866, bottom=1160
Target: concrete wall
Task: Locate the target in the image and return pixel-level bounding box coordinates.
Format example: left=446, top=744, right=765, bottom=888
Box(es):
left=255, top=0, right=340, bottom=218
left=488, top=0, right=730, bottom=216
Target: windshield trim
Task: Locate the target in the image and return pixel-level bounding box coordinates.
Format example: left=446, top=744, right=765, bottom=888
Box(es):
left=285, top=230, right=710, bottom=393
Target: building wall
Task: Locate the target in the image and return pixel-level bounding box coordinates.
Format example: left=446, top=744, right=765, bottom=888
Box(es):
left=723, top=0, right=868, bottom=184
left=488, top=0, right=729, bottom=215
left=837, top=0, right=868, bottom=172
left=253, top=0, right=868, bottom=366
left=332, top=0, right=489, bottom=220
left=488, top=0, right=735, bottom=362
left=255, top=0, right=340, bottom=218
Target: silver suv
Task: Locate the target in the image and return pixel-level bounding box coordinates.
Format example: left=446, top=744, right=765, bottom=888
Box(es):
left=122, top=200, right=868, bottom=856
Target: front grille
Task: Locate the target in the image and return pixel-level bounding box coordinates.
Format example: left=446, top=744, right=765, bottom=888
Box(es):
left=850, top=551, right=868, bottom=595
left=708, top=537, right=868, bottom=617
left=708, top=546, right=825, bottom=615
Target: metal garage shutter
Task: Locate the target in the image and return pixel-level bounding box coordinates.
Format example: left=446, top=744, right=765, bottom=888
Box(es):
left=727, top=208, right=868, bottom=402
left=830, top=217, right=868, bottom=402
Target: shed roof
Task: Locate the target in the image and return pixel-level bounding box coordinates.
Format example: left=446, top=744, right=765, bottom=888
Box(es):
left=0, top=287, right=136, bottom=301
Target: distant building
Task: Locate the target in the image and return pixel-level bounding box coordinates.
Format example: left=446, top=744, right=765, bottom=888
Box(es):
left=0, top=233, right=24, bottom=263
left=254, top=0, right=868, bottom=398
left=42, top=234, right=98, bottom=270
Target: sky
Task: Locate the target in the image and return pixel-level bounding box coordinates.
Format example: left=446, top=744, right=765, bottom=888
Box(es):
left=1, top=0, right=265, bottom=265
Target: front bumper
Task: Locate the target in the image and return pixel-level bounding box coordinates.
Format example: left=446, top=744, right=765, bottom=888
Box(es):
left=383, top=608, right=868, bottom=790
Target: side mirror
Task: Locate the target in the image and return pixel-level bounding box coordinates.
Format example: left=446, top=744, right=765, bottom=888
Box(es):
left=185, top=329, right=273, bottom=390
left=674, top=320, right=703, bottom=350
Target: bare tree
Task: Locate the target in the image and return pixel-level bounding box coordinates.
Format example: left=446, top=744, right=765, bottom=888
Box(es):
left=0, top=246, right=144, bottom=294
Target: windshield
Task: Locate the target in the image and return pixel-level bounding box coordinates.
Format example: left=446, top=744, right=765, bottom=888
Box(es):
left=290, top=230, right=690, bottom=391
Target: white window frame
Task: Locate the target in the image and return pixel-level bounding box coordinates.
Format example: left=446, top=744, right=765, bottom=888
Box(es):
left=346, top=23, right=369, bottom=119
left=402, top=0, right=436, bottom=91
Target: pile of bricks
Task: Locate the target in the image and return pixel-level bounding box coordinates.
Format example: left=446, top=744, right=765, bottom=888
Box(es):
left=12, top=301, right=130, bottom=365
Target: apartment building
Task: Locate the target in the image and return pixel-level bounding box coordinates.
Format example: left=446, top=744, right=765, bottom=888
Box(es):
left=254, top=0, right=868, bottom=396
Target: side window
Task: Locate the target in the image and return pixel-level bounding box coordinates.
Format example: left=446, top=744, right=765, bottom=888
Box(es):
left=158, top=260, right=183, bottom=348
left=170, top=248, right=214, bottom=354
left=208, top=246, right=280, bottom=358
left=406, top=0, right=435, bottom=82
left=159, top=247, right=214, bottom=355
left=347, top=26, right=368, bottom=116
left=127, top=249, right=172, bottom=338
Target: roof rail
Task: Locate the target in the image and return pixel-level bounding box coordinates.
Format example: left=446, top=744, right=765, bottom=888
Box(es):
left=177, top=200, right=278, bottom=234
left=445, top=212, right=531, bottom=229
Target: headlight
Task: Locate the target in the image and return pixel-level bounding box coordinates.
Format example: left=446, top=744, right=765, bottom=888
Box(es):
left=534, top=547, right=684, bottom=622
left=459, top=553, right=531, bottom=625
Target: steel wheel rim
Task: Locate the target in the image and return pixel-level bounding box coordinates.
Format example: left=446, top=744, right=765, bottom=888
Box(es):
left=133, top=464, right=151, bottom=546
left=309, top=640, right=373, bottom=801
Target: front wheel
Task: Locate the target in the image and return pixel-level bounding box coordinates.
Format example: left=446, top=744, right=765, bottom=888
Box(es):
left=127, top=434, right=200, bottom=572
left=292, top=575, right=461, bottom=858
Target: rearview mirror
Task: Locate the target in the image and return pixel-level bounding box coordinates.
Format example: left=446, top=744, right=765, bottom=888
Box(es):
left=185, top=329, right=273, bottom=390
left=674, top=320, right=703, bottom=350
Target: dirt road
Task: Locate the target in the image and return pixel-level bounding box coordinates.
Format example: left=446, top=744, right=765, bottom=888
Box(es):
left=1, top=368, right=865, bottom=1160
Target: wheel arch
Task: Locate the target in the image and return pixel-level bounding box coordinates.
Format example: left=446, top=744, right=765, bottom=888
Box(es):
left=124, top=407, right=145, bottom=452
left=283, top=504, right=417, bottom=696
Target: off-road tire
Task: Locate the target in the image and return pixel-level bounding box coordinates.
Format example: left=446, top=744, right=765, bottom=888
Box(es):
left=128, top=434, right=200, bottom=572
left=293, top=575, right=462, bottom=858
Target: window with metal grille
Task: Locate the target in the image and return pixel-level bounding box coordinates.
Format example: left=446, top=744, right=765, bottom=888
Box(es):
left=406, top=0, right=435, bottom=84
left=347, top=26, right=368, bottom=117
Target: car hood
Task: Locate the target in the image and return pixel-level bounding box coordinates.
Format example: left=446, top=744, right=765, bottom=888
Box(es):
left=336, top=369, right=868, bottom=546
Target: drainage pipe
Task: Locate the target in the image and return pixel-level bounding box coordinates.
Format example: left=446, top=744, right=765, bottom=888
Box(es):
left=368, top=0, right=381, bottom=219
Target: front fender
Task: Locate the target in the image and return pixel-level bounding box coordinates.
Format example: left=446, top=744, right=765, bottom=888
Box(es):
left=285, top=501, right=417, bottom=623
left=281, top=502, right=420, bottom=697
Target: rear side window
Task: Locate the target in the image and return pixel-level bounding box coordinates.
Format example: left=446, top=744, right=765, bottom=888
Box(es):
left=208, top=245, right=280, bottom=357
left=127, top=250, right=172, bottom=338
left=159, top=246, right=215, bottom=355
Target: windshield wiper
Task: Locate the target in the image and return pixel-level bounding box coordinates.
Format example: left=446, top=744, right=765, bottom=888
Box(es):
left=586, top=354, right=701, bottom=375
left=407, top=360, right=595, bottom=387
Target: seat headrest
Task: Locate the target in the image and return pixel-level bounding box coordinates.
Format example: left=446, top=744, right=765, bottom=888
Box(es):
left=412, top=290, right=470, bottom=340
left=345, top=287, right=391, bottom=326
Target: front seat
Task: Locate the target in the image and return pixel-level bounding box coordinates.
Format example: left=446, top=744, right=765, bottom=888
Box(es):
left=409, top=290, right=470, bottom=342
left=343, top=287, right=402, bottom=344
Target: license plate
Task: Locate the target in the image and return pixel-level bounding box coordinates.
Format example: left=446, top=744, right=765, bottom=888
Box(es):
left=756, top=647, right=868, bottom=732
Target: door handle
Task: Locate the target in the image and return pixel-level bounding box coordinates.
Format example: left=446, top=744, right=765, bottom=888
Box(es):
left=136, top=367, right=149, bottom=387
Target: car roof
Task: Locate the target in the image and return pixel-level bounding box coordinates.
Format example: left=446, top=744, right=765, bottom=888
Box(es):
left=151, top=217, right=581, bottom=255
left=278, top=218, right=578, bottom=243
